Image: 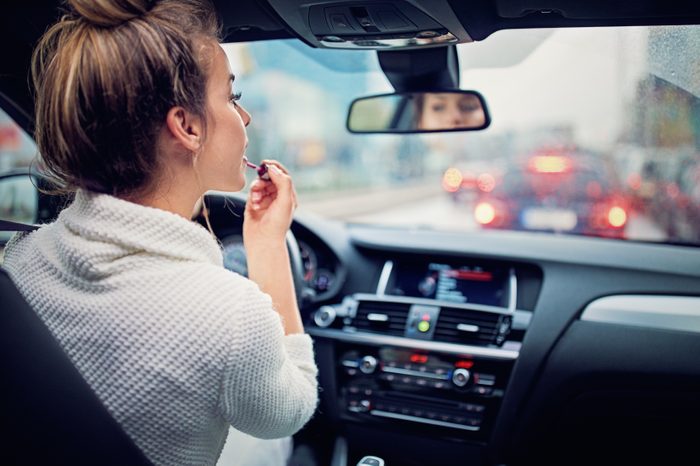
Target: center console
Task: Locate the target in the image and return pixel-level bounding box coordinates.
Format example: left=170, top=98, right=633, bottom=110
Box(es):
left=307, top=258, right=534, bottom=446
left=337, top=343, right=513, bottom=438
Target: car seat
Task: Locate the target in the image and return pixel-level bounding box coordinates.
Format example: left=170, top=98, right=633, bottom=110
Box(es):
left=0, top=267, right=152, bottom=465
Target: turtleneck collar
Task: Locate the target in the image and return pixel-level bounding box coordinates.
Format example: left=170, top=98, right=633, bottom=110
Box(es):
left=40, top=190, right=223, bottom=280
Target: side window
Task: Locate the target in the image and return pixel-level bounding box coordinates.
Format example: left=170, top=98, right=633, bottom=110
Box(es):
left=0, top=107, right=36, bottom=173
left=0, top=107, right=39, bottom=245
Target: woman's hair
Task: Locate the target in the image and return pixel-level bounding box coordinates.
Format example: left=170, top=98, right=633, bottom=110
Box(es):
left=412, top=94, right=426, bottom=129
left=32, top=0, right=221, bottom=196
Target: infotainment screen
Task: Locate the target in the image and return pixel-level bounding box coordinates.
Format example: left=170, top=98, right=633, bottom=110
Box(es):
left=388, top=262, right=509, bottom=307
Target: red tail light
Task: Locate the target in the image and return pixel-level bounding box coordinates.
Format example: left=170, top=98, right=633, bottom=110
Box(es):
left=475, top=202, right=497, bottom=225
left=477, top=173, right=496, bottom=192
left=607, top=206, right=627, bottom=228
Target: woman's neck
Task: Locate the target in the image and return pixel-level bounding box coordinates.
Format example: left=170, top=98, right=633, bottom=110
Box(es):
left=123, top=178, right=202, bottom=221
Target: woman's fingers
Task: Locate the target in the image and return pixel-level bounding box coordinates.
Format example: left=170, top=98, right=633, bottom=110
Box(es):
left=250, top=192, right=276, bottom=211
left=246, top=159, right=295, bottom=213
left=261, top=160, right=290, bottom=175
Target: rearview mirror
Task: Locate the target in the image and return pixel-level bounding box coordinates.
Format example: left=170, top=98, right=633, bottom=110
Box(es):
left=347, top=90, right=490, bottom=134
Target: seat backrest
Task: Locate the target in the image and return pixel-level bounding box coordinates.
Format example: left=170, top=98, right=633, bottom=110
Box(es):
left=0, top=267, right=152, bottom=465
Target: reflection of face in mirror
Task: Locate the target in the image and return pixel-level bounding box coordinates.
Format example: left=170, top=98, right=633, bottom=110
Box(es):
left=416, top=93, right=485, bottom=130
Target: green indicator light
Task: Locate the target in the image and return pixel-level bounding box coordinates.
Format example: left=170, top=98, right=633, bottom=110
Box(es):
left=417, top=321, right=430, bottom=332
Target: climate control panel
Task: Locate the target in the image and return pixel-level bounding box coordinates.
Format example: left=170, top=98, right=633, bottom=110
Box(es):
left=337, top=344, right=514, bottom=437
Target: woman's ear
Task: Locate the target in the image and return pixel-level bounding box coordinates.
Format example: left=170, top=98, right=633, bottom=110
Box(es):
left=165, top=106, right=203, bottom=152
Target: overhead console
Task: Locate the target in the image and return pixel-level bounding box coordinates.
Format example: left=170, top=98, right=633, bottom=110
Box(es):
left=308, top=255, right=541, bottom=441
left=264, top=0, right=472, bottom=49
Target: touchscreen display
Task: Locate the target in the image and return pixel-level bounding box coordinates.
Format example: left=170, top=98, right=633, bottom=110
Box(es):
left=389, top=262, right=508, bottom=307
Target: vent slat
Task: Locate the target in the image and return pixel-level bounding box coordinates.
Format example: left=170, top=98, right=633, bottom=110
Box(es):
left=354, top=301, right=410, bottom=337
left=438, top=314, right=500, bottom=321
left=434, top=307, right=501, bottom=345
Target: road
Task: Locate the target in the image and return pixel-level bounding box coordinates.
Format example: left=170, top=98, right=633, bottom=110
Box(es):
left=301, top=187, right=667, bottom=241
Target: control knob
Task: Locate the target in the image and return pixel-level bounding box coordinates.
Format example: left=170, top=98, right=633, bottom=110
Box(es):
left=452, top=368, right=471, bottom=387
left=359, top=355, right=378, bottom=374
left=313, top=305, right=336, bottom=327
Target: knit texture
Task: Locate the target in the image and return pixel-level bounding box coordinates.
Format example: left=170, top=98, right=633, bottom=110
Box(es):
left=3, top=190, right=318, bottom=466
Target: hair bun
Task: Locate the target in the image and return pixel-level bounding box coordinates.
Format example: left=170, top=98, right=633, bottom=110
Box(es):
left=68, top=0, right=154, bottom=27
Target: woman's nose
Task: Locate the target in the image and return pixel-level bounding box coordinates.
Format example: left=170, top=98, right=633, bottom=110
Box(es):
left=238, top=104, right=252, bottom=127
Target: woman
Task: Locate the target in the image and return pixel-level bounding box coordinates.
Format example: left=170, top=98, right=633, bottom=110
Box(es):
left=2, top=0, right=318, bottom=465
left=414, top=92, right=485, bottom=130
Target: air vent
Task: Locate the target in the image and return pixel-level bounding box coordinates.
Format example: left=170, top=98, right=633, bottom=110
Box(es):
left=353, top=300, right=410, bottom=336
left=434, top=307, right=510, bottom=346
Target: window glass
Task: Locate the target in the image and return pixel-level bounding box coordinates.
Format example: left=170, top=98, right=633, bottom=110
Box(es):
left=224, top=25, right=700, bottom=245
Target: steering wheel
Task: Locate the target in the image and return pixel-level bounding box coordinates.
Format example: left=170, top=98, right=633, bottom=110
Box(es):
left=199, top=192, right=307, bottom=309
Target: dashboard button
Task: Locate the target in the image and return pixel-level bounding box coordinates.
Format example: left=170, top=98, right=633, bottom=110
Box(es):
left=359, top=355, right=378, bottom=374
left=472, top=386, right=493, bottom=396
left=314, top=306, right=336, bottom=327
left=452, top=368, right=471, bottom=387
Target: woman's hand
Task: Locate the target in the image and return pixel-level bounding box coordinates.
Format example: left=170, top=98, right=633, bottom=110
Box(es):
left=243, top=160, right=304, bottom=334
left=243, top=160, right=297, bottom=250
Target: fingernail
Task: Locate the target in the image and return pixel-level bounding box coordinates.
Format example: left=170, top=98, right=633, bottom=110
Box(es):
left=251, top=192, right=261, bottom=201
left=270, top=165, right=282, bottom=174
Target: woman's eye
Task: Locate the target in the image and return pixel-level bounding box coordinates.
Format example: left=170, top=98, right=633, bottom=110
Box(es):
left=431, top=104, right=445, bottom=112
left=229, top=91, right=242, bottom=104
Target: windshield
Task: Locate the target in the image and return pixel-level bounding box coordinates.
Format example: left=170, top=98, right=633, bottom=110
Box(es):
left=223, top=25, right=699, bottom=245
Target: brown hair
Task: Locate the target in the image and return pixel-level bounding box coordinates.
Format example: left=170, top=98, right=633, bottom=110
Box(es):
left=32, top=0, right=221, bottom=196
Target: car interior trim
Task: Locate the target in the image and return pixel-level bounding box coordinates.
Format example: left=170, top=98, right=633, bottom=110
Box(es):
left=380, top=366, right=450, bottom=380
left=375, top=260, right=394, bottom=296
left=352, top=292, right=516, bottom=315
left=369, top=409, right=481, bottom=431
left=330, top=436, right=349, bottom=466
left=508, top=267, right=517, bottom=312
left=581, top=294, right=700, bottom=334
left=350, top=226, right=700, bottom=277
left=306, top=327, right=520, bottom=359
left=265, top=0, right=473, bottom=49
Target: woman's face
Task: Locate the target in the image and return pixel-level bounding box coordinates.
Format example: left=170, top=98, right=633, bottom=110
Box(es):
left=418, top=93, right=485, bottom=130
left=197, top=44, right=251, bottom=192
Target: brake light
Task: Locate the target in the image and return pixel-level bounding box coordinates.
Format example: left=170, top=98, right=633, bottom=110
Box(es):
left=607, top=206, right=627, bottom=228
left=529, top=155, right=569, bottom=173
left=477, top=173, right=496, bottom=192
left=442, top=168, right=463, bottom=192
left=475, top=202, right=496, bottom=225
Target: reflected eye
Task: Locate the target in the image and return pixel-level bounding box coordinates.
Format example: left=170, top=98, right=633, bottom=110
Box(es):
left=430, top=104, right=446, bottom=112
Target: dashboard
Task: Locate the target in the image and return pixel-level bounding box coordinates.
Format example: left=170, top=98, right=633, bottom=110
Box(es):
left=220, top=234, right=342, bottom=300
left=200, top=193, right=700, bottom=466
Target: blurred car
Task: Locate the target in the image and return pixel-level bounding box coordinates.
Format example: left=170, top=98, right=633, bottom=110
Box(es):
left=473, top=152, right=630, bottom=238
left=441, top=162, right=502, bottom=203
left=651, top=154, right=700, bottom=242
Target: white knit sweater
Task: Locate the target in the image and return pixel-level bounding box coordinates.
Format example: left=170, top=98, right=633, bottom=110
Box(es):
left=3, top=190, right=319, bottom=466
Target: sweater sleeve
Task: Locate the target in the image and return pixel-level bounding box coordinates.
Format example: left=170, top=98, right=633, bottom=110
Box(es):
left=217, top=285, right=319, bottom=439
